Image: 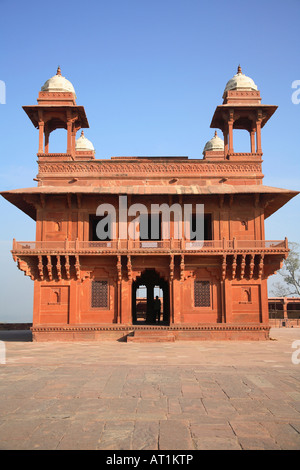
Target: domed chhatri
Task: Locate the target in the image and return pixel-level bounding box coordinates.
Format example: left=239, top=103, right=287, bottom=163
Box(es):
left=203, top=130, right=224, bottom=154
left=75, top=130, right=95, bottom=151
left=41, top=66, right=76, bottom=96
left=223, top=65, right=258, bottom=98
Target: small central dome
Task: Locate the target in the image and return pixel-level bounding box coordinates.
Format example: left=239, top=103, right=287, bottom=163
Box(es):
left=203, top=131, right=224, bottom=154
left=75, top=130, right=95, bottom=151
left=41, top=66, right=76, bottom=96
left=223, top=65, right=257, bottom=98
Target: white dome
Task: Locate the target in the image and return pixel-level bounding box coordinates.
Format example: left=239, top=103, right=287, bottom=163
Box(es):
left=75, top=130, right=94, bottom=151
left=41, top=67, right=76, bottom=95
left=223, top=66, right=257, bottom=97
left=203, top=131, right=224, bottom=153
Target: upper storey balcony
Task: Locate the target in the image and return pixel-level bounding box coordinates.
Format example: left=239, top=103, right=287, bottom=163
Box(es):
left=12, top=238, right=288, bottom=256
left=11, top=238, right=289, bottom=283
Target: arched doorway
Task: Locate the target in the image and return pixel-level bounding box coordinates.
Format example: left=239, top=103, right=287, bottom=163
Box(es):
left=132, top=269, right=170, bottom=325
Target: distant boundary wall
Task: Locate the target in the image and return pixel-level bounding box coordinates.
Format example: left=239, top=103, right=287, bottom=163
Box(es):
left=0, top=323, right=32, bottom=330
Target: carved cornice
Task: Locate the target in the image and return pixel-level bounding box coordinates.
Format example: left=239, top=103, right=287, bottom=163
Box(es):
left=12, top=248, right=289, bottom=257
left=31, top=324, right=271, bottom=333
left=38, top=161, right=262, bottom=176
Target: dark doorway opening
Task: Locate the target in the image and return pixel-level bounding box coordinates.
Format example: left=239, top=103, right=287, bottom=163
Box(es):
left=89, top=214, right=112, bottom=241
left=132, top=269, right=169, bottom=325
left=190, top=213, right=212, bottom=240
left=139, top=214, right=162, bottom=240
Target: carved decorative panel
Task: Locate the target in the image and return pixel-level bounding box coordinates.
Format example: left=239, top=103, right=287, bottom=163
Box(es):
left=38, top=161, right=262, bottom=175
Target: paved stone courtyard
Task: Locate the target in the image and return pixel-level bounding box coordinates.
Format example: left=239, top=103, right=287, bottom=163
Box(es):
left=0, top=328, right=299, bottom=450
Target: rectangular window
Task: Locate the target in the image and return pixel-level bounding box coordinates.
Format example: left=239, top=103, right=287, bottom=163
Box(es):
left=194, top=280, right=211, bottom=307
left=140, top=214, right=162, bottom=241
left=190, top=213, right=212, bottom=240
left=89, top=215, right=112, bottom=241
left=91, top=280, right=109, bottom=308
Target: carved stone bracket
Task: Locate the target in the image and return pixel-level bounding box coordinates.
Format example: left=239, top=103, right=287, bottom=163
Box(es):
left=117, top=255, right=122, bottom=283
left=240, top=254, right=246, bottom=279
left=258, top=254, right=264, bottom=279
left=222, top=255, right=227, bottom=280
left=170, top=255, right=174, bottom=281
left=180, top=254, right=185, bottom=282
left=38, top=255, right=44, bottom=280
left=56, top=255, right=62, bottom=281
left=249, top=254, right=255, bottom=279
left=47, top=255, right=53, bottom=281
left=75, top=255, right=80, bottom=280
left=65, top=255, right=70, bottom=279
left=219, top=251, right=269, bottom=281
left=16, top=256, right=36, bottom=281
left=127, top=255, right=132, bottom=282
left=232, top=254, right=237, bottom=279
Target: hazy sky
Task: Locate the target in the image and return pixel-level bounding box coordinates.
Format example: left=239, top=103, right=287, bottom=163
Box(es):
left=0, top=0, right=299, bottom=322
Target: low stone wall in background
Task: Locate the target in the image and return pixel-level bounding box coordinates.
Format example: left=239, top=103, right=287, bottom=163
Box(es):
left=0, top=323, right=32, bottom=330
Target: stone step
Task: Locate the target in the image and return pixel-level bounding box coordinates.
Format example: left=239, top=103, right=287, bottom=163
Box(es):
left=127, top=330, right=175, bottom=343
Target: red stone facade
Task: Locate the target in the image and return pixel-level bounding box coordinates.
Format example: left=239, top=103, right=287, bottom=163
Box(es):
left=1, top=67, right=298, bottom=341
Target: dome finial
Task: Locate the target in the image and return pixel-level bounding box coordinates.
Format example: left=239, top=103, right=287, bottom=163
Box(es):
left=57, top=66, right=62, bottom=76
left=81, top=130, right=84, bottom=136
left=237, top=64, right=242, bottom=74
left=214, top=130, right=218, bottom=137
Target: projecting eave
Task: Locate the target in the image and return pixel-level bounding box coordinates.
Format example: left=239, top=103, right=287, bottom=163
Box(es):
left=210, top=104, right=278, bottom=131
left=22, top=105, right=89, bottom=129
left=1, top=184, right=298, bottom=221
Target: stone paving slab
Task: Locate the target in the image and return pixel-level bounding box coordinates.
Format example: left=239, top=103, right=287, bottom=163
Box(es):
left=0, top=328, right=299, bottom=450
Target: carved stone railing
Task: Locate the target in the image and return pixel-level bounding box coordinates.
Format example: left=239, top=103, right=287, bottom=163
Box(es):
left=12, top=238, right=288, bottom=255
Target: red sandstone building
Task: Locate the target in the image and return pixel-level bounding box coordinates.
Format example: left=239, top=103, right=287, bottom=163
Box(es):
left=269, top=297, right=300, bottom=327
left=1, top=66, right=298, bottom=341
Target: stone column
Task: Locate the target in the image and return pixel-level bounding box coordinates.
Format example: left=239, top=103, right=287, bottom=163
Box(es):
left=32, top=280, right=41, bottom=325
left=38, top=120, right=44, bottom=154
left=44, top=128, right=50, bottom=154
left=223, top=126, right=229, bottom=157
left=250, top=128, right=256, bottom=153
left=146, top=283, right=154, bottom=323
left=169, top=255, right=174, bottom=324
left=71, top=127, right=76, bottom=157
left=283, top=297, right=288, bottom=320
left=67, top=119, right=73, bottom=155
left=116, top=256, right=122, bottom=323
left=228, top=110, right=234, bottom=154
left=132, top=283, right=137, bottom=323
left=220, top=279, right=226, bottom=323
left=224, top=278, right=233, bottom=323
left=256, top=111, right=263, bottom=153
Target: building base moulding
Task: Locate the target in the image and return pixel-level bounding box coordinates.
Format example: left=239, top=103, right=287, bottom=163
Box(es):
left=31, top=323, right=271, bottom=342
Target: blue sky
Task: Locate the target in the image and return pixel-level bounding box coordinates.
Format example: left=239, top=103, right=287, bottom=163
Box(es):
left=0, top=0, right=299, bottom=322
